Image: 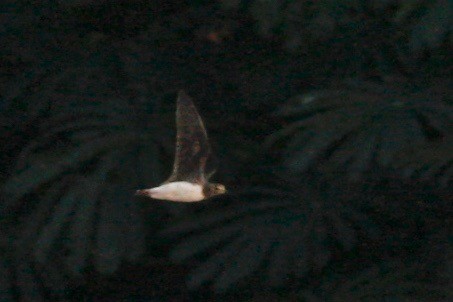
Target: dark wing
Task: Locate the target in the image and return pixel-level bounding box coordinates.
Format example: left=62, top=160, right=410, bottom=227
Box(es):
left=164, top=91, right=212, bottom=184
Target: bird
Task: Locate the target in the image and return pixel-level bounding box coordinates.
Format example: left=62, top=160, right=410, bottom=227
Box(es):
left=135, top=90, right=226, bottom=202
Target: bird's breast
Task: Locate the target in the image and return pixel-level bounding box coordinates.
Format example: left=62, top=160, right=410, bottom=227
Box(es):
left=149, top=181, right=204, bottom=202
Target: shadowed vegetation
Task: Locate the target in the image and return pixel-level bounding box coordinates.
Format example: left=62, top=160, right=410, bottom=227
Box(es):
left=0, top=0, right=451, bottom=300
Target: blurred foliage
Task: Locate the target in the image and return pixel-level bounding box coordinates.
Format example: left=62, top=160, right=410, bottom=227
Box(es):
left=0, top=233, right=14, bottom=301
left=393, top=140, right=453, bottom=187
left=1, top=30, right=175, bottom=298
left=222, top=0, right=452, bottom=76
left=162, top=171, right=380, bottom=292
left=0, top=0, right=451, bottom=300
left=302, top=260, right=450, bottom=301
left=301, top=227, right=452, bottom=301
left=267, top=77, right=452, bottom=185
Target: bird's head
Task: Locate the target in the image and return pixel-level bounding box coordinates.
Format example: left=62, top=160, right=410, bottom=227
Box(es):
left=204, top=183, right=227, bottom=198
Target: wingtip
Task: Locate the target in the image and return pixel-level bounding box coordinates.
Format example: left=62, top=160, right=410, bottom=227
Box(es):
left=177, top=89, right=186, bottom=97
left=177, top=90, right=191, bottom=102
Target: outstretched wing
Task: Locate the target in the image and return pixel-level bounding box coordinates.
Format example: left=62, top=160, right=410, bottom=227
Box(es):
left=164, top=91, right=212, bottom=184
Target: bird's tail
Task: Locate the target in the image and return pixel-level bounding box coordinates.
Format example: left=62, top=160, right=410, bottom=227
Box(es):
left=135, top=189, right=150, bottom=196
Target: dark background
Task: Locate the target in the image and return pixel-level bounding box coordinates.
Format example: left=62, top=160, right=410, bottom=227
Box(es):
left=0, top=1, right=451, bottom=301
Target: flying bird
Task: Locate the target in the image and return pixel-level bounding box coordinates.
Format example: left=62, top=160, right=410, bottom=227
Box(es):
left=135, top=91, right=226, bottom=202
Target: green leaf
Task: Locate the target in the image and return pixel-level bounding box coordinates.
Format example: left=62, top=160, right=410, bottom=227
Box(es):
left=214, top=238, right=271, bottom=292
left=164, top=175, right=377, bottom=292
left=0, top=251, right=14, bottom=301
left=34, top=187, right=79, bottom=264
left=65, top=156, right=113, bottom=276
left=268, top=79, right=452, bottom=181
left=409, top=0, right=451, bottom=54
left=316, top=260, right=450, bottom=301
left=393, top=139, right=453, bottom=187
left=1, top=42, right=170, bottom=297
left=187, top=236, right=249, bottom=290
left=1, top=135, right=132, bottom=212
left=170, top=223, right=243, bottom=262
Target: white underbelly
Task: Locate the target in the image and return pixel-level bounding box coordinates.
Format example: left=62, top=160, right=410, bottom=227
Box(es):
left=149, top=181, right=204, bottom=202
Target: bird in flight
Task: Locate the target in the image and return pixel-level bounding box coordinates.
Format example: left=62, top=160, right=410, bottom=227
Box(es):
left=136, top=91, right=226, bottom=202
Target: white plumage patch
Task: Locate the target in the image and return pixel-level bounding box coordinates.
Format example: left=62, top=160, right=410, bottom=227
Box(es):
left=144, top=181, right=204, bottom=202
